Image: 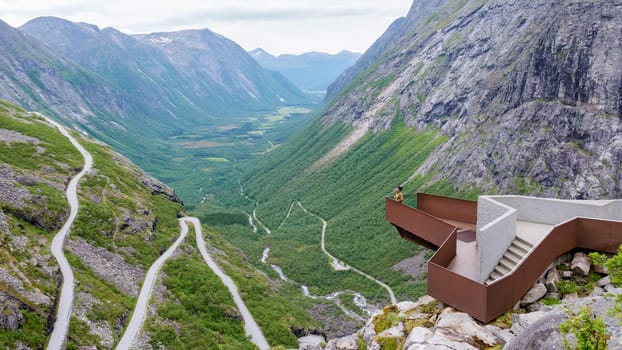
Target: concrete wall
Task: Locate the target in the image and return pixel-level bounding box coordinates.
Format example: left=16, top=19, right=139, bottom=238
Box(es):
left=477, top=197, right=517, bottom=283
left=490, top=196, right=622, bottom=225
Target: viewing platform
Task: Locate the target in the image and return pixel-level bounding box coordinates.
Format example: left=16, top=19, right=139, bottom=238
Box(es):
left=386, top=193, right=622, bottom=323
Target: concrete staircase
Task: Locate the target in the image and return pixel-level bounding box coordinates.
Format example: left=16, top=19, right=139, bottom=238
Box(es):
left=485, top=236, right=534, bottom=284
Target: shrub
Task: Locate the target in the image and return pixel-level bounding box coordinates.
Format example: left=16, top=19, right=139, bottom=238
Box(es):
left=606, top=246, right=622, bottom=287
left=560, top=306, right=609, bottom=350
left=588, top=252, right=607, bottom=269
left=556, top=280, right=579, bottom=295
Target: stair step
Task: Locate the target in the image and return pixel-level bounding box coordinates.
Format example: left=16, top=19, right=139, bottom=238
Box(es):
left=504, top=252, right=522, bottom=265
left=508, top=245, right=527, bottom=257
left=495, top=264, right=511, bottom=274
left=490, top=270, right=503, bottom=280
left=513, top=238, right=533, bottom=252
left=499, top=257, right=516, bottom=270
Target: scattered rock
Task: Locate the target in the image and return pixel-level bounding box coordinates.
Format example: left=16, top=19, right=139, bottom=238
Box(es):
left=560, top=270, right=574, bottom=279
left=545, top=268, right=560, bottom=292
left=66, top=238, right=144, bottom=297
left=597, top=275, right=611, bottom=287
left=0, top=210, right=9, bottom=235
left=521, top=283, right=547, bottom=306
left=299, top=335, right=326, bottom=350
left=563, top=293, right=579, bottom=301
left=324, top=334, right=358, bottom=350
left=570, top=252, right=590, bottom=276
left=589, top=286, right=604, bottom=297
left=16, top=175, right=37, bottom=186
left=511, top=311, right=548, bottom=335
left=0, top=292, right=25, bottom=331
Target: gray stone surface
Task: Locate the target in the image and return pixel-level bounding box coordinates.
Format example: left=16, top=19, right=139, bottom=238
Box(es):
left=510, top=311, right=548, bottom=335
left=505, top=312, right=566, bottom=350
left=0, top=292, right=24, bottom=331
left=324, top=334, right=359, bottom=350
left=545, top=267, right=560, bottom=292
left=571, top=252, right=591, bottom=276
left=560, top=270, right=574, bottom=279
left=521, top=283, right=547, bottom=305
left=403, top=327, right=434, bottom=349
left=597, top=275, right=611, bottom=287
left=66, top=238, right=144, bottom=297
left=323, top=0, right=622, bottom=198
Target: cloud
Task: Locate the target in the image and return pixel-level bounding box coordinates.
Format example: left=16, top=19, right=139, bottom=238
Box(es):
left=0, top=0, right=413, bottom=54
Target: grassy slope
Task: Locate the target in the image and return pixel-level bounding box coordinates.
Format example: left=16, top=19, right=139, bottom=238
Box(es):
left=1, top=100, right=317, bottom=349
left=0, top=101, right=81, bottom=348
left=194, top=110, right=477, bottom=309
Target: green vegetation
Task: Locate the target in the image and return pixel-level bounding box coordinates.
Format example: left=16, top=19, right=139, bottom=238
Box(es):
left=606, top=246, right=622, bottom=287
left=560, top=306, right=609, bottom=350
left=555, top=272, right=602, bottom=298
left=373, top=305, right=401, bottom=333
left=146, top=240, right=256, bottom=349
left=0, top=102, right=82, bottom=349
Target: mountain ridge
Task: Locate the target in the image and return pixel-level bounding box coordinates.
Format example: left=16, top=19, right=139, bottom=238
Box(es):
left=249, top=47, right=361, bottom=92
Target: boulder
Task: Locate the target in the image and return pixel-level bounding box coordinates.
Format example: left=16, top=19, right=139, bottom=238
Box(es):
left=563, top=293, right=579, bottom=301
left=403, top=327, right=434, bottom=349
left=570, top=252, right=591, bottom=276
left=521, top=283, right=547, bottom=306
left=560, top=270, right=574, bottom=279
left=597, top=275, right=611, bottom=288
left=435, top=308, right=498, bottom=346
left=377, top=323, right=405, bottom=338
left=0, top=293, right=24, bottom=331
left=511, top=311, right=548, bottom=335
left=298, top=335, right=325, bottom=350
left=485, top=325, right=515, bottom=344
left=589, top=286, right=604, bottom=297
left=505, top=312, right=566, bottom=350
left=324, top=334, right=359, bottom=350
left=545, top=268, right=560, bottom=292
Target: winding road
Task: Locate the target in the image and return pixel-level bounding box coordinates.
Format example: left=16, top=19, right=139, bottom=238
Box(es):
left=116, top=218, right=270, bottom=350
left=296, top=202, right=397, bottom=304
left=43, top=115, right=93, bottom=350
left=45, top=116, right=268, bottom=350
left=238, top=181, right=397, bottom=307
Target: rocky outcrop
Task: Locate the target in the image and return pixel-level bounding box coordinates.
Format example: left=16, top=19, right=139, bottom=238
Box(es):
left=320, top=248, right=622, bottom=350
left=66, top=238, right=144, bottom=297
left=322, top=0, right=622, bottom=198
left=0, top=292, right=25, bottom=331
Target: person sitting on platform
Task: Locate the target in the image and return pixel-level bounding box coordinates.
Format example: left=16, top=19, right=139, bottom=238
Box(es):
left=394, top=186, right=404, bottom=203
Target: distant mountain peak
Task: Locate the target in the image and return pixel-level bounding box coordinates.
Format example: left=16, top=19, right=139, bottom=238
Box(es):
left=249, top=49, right=361, bottom=92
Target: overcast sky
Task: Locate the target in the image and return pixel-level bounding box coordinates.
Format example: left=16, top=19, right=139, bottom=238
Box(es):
left=0, top=0, right=413, bottom=55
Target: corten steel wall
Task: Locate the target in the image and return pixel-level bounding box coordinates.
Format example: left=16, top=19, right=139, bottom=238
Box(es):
left=386, top=197, right=622, bottom=323
left=577, top=218, right=622, bottom=253
left=386, top=198, right=456, bottom=248
left=484, top=220, right=580, bottom=322
left=417, top=193, right=477, bottom=225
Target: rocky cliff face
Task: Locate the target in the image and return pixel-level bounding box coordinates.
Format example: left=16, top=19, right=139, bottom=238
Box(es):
left=323, top=0, right=622, bottom=198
